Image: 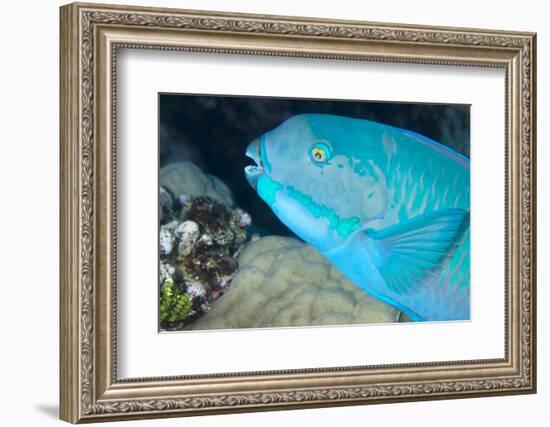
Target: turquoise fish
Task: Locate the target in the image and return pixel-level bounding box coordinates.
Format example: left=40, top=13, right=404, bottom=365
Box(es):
left=244, top=113, right=470, bottom=322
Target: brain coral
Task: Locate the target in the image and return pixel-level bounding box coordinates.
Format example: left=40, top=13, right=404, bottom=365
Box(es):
left=189, top=236, right=400, bottom=330
left=160, top=161, right=234, bottom=207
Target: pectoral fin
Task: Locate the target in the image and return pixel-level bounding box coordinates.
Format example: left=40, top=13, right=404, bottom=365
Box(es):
left=365, top=208, right=469, bottom=295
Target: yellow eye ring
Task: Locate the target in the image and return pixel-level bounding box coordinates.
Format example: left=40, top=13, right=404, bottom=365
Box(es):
left=311, top=147, right=327, bottom=163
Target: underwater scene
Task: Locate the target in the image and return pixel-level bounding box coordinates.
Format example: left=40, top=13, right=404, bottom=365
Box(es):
left=158, top=94, right=470, bottom=332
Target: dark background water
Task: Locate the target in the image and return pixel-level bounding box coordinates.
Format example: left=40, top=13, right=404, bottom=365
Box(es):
left=159, top=94, right=470, bottom=236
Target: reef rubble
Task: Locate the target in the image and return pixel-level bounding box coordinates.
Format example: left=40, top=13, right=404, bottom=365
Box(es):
left=159, top=189, right=251, bottom=331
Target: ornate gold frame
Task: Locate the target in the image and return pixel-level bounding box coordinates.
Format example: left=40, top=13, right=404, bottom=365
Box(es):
left=59, top=2, right=537, bottom=423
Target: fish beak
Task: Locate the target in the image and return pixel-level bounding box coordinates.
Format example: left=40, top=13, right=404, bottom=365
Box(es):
left=245, top=138, right=264, bottom=189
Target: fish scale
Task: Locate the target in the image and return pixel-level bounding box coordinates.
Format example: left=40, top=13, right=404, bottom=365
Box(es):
left=383, top=131, right=470, bottom=299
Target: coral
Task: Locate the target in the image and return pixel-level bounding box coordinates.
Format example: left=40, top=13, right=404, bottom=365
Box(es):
left=159, top=192, right=251, bottom=331
left=189, top=236, right=400, bottom=330
left=159, top=278, right=193, bottom=324
left=160, top=161, right=234, bottom=207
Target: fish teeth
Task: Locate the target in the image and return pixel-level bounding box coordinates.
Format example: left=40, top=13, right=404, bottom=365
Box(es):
left=245, top=165, right=263, bottom=175
left=245, top=139, right=263, bottom=168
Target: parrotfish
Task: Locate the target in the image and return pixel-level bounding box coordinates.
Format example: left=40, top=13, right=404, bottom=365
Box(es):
left=244, top=113, right=470, bottom=322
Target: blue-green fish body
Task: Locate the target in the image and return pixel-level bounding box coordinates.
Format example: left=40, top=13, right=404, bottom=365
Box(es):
left=245, top=114, right=470, bottom=321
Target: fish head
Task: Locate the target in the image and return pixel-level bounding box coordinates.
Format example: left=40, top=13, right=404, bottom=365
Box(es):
left=245, top=114, right=389, bottom=250
left=244, top=115, right=311, bottom=188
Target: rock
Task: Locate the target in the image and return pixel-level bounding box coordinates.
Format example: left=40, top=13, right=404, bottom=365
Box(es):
left=174, top=220, right=200, bottom=257
left=234, top=208, right=252, bottom=228
left=160, top=161, right=234, bottom=207
left=189, top=236, right=400, bottom=330
left=159, top=195, right=252, bottom=331
left=186, top=281, right=207, bottom=299
left=159, top=186, right=174, bottom=224
left=159, top=261, right=175, bottom=284
left=159, top=221, right=177, bottom=256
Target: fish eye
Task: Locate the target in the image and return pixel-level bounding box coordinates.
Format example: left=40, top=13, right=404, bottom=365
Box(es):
left=309, top=143, right=331, bottom=164
left=312, top=148, right=326, bottom=162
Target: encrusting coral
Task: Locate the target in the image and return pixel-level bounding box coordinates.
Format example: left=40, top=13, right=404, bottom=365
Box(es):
left=188, top=236, right=400, bottom=330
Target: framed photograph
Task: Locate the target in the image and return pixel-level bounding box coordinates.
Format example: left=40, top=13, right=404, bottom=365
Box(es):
left=60, top=2, right=537, bottom=423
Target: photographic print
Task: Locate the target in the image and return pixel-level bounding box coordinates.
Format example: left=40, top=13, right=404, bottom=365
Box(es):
left=158, top=95, right=470, bottom=331
left=60, top=4, right=536, bottom=421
